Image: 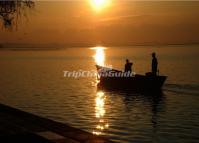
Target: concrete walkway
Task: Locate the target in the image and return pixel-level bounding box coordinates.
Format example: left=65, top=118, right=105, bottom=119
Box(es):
left=0, top=103, right=114, bottom=143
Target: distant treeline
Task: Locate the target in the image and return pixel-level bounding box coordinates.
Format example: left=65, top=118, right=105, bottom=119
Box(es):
left=0, top=43, right=199, bottom=50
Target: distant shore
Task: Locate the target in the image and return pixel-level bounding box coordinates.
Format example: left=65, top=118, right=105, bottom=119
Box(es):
left=0, top=43, right=199, bottom=51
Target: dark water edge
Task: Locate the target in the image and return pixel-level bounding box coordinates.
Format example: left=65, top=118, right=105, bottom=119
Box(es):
left=0, top=103, right=113, bottom=143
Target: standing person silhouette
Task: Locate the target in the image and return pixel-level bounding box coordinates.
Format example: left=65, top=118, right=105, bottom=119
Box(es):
left=125, top=59, right=133, bottom=73
left=152, top=52, right=158, bottom=75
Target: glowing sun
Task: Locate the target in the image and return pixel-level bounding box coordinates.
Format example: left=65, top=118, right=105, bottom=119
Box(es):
left=90, top=0, right=111, bottom=11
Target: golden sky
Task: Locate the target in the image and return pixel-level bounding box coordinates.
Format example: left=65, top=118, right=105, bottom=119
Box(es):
left=1, top=1, right=199, bottom=45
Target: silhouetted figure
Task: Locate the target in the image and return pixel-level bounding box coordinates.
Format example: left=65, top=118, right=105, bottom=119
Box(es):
left=125, top=59, right=133, bottom=72
left=152, top=52, right=158, bottom=75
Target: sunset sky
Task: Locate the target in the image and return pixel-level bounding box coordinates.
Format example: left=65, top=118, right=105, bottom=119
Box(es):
left=1, top=1, right=199, bottom=45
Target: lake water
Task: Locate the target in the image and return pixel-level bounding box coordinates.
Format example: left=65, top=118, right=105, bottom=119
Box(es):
left=0, top=45, right=199, bottom=143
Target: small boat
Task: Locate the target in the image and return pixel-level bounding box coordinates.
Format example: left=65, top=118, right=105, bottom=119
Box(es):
left=96, top=65, right=167, bottom=93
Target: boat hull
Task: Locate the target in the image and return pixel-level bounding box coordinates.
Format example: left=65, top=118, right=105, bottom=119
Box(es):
left=96, top=65, right=167, bottom=93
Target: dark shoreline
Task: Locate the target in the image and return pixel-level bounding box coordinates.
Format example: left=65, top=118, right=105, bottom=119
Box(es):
left=0, top=103, right=114, bottom=143
left=0, top=43, right=198, bottom=51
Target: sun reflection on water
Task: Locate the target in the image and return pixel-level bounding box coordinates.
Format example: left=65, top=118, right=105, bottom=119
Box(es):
left=93, top=91, right=109, bottom=135
left=91, top=46, right=106, bottom=66
left=90, top=46, right=109, bottom=135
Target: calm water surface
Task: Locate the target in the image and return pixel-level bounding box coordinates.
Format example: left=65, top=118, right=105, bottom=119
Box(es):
left=0, top=46, right=199, bottom=143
